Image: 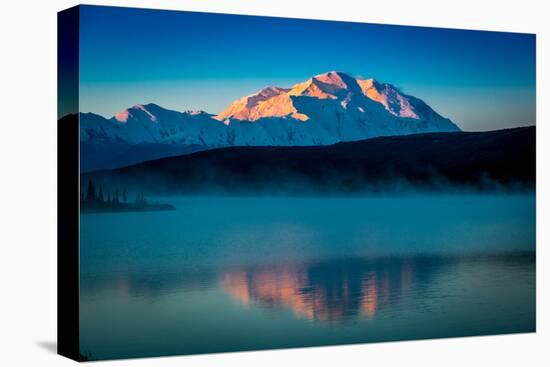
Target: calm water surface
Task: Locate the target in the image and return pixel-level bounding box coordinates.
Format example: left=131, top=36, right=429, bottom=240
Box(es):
left=80, top=195, right=535, bottom=360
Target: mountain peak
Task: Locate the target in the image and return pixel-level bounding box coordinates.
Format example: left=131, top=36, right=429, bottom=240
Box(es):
left=315, top=70, right=352, bottom=78
left=214, top=71, right=455, bottom=125
left=244, top=86, right=290, bottom=105
left=356, top=79, right=419, bottom=119
left=313, top=71, right=352, bottom=84
left=288, top=71, right=361, bottom=100
left=254, top=86, right=290, bottom=97
left=216, top=86, right=291, bottom=121
left=113, top=103, right=170, bottom=123
left=184, top=110, right=212, bottom=117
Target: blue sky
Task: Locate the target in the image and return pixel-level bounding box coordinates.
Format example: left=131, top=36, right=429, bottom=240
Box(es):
left=79, top=5, right=536, bottom=131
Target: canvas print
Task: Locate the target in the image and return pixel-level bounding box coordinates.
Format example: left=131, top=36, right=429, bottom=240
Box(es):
left=58, top=5, right=536, bottom=361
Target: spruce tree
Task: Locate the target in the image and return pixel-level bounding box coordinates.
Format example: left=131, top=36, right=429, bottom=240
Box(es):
left=98, top=185, right=105, bottom=204
left=86, top=179, right=96, bottom=203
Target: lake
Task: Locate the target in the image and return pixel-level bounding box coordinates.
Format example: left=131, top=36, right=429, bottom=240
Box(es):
left=79, top=195, right=536, bottom=360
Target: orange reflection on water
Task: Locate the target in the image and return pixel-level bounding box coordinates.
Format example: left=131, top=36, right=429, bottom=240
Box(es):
left=222, top=265, right=318, bottom=319
left=360, top=272, right=378, bottom=319
left=221, top=271, right=251, bottom=305
left=220, top=261, right=412, bottom=322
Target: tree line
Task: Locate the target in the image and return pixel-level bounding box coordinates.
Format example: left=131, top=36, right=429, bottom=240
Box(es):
left=81, top=179, right=147, bottom=206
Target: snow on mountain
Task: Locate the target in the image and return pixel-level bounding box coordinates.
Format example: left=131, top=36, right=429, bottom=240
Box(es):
left=80, top=112, right=124, bottom=141
left=81, top=103, right=229, bottom=146
left=356, top=78, right=419, bottom=118
left=79, top=71, right=460, bottom=171
left=217, top=71, right=458, bottom=136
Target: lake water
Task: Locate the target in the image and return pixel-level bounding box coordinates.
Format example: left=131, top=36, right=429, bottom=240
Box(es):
left=79, top=195, right=536, bottom=360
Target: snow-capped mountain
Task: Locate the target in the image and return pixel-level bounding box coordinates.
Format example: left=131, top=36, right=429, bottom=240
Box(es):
left=79, top=71, right=460, bottom=172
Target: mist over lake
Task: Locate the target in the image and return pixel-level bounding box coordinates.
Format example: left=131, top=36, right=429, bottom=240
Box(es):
left=79, top=194, right=535, bottom=359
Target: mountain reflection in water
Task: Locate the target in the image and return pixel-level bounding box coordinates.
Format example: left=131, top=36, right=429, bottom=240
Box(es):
left=79, top=253, right=535, bottom=360
left=81, top=254, right=534, bottom=325
left=78, top=195, right=535, bottom=360
left=221, top=257, right=439, bottom=322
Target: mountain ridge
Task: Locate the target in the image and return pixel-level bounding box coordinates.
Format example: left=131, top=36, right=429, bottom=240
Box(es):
left=78, top=71, right=460, bottom=172
left=83, top=126, right=535, bottom=195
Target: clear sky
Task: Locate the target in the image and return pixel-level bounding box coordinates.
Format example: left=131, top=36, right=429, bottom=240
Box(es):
left=78, top=5, right=536, bottom=131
